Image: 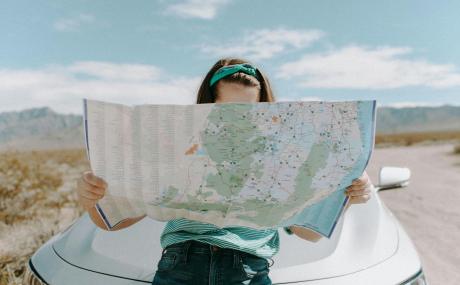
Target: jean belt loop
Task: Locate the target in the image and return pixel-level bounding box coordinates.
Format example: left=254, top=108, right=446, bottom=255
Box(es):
left=183, top=240, right=192, bottom=265
left=268, top=257, right=275, bottom=268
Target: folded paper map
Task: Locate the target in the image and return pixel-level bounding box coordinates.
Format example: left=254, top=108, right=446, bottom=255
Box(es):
left=83, top=98, right=376, bottom=238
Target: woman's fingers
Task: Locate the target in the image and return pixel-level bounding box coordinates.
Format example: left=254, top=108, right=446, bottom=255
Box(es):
left=77, top=179, right=104, bottom=198
left=346, top=188, right=371, bottom=197
left=346, top=171, right=372, bottom=191
left=349, top=194, right=371, bottom=204
left=76, top=171, right=109, bottom=212
left=351, top=172, right=369, bottom=186
left=76, top=172, right=107, bottom=210
left=346, top=181, right=371, bottom=192
left=81, top=187, right=105, bottom=200
left=347, top=184, right=366, bottom=191
left=82, top=170, right=108, bottom=188
left=344, top=171, right=373, bottom=206
left=86, top=182, right=105, bottom=196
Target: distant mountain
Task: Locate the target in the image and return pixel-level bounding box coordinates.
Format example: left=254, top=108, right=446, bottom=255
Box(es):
left=0, top=107, right=84, bottom=151
left=0, top=105, right=459, bottom=151
left=376, top=105, right=460, bottom=134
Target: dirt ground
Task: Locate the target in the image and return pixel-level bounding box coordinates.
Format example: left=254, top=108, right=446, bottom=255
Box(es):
left=366, top=142, right=460, bottom=285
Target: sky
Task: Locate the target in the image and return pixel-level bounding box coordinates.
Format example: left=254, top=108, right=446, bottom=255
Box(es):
left=1, top=0, right=460, bottom=114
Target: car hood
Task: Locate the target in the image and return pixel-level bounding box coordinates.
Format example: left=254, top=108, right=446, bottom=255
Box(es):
left=52, top=189, right=398, bottom=282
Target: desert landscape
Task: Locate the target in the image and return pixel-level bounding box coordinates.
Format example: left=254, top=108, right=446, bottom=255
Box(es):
left=0, top=149, right=87, bottom=284
left=1, top=103, right=460, bottom=285
left=0, top=138, right=459, bottom=284
left=3, top=1, right=460, bottom=283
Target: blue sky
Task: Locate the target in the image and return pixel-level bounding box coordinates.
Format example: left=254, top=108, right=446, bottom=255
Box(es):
left=1, top=0, right=460, bottom=114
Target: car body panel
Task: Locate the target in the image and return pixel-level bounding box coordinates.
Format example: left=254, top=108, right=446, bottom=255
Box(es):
left=30, top=233, right=149, bottom=284
left=31, top=206, right=422, bottom=285
left=40, top=187, right=410, bottom=284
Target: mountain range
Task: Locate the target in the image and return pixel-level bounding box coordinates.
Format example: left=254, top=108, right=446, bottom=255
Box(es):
left=1, top=105, right=459, bottom=151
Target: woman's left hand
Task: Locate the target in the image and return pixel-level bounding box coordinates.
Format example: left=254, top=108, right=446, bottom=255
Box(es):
left=344, top=171, right=372, bottom=207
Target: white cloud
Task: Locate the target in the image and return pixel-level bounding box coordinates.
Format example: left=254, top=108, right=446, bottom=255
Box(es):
left=68, top=61, right=163, bottom=81
left=54, top=13, right=95, bottom=32
left=276, top=45, right=460, bottom=89
left=199, top=28, right=324, bottom=60
left=164, top=0, right=230, bottom=20
left=0, top=62, right=201, bottom=114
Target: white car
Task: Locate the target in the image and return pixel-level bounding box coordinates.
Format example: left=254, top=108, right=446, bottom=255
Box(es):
left=24, top=166, right=428, bottom=284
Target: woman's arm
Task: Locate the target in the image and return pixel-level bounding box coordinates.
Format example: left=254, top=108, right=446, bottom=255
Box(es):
left=88, top=207, right=147, bottom=231
left=284, top=171, right=373, bottom=242
left=87, top=206, right=110, bottom=230
left=77, top=171, right=147, bottom=231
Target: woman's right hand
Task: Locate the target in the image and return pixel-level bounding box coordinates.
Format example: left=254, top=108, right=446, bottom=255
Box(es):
left=76, top=170, right=107, bottom=211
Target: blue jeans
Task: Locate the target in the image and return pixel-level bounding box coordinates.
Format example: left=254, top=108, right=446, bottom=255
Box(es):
left=152, top=240, right=273, bottom=285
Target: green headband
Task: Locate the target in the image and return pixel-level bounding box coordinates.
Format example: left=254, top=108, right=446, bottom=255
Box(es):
left=210, top=63, right=260, bottom=87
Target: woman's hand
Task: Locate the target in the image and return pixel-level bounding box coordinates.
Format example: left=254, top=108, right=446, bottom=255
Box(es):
left=76, top=171, right=146, bottom=231
left=344, top=171, right=372, bottom=208
left=76, top=170, right=107, bottom=211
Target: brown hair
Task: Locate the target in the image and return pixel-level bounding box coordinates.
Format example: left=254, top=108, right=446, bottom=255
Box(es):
left=195, top=57, right=276, bottom=104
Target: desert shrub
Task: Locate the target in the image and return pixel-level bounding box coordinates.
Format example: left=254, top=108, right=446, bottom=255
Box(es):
left=0, top=148, right=88, bottom=284
left=376, top=130, right=460, bottom=147
left=0, top=150, right=64, bottom=224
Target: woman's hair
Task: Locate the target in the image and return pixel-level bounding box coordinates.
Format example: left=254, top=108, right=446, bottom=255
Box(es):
left=196, top=57, right=276, bottom=104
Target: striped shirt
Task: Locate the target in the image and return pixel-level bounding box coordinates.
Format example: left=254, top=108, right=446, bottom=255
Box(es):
left=160, top=218, right=293, bottom=259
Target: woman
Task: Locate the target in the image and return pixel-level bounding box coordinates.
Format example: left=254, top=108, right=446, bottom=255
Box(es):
left=76, top=57, right=373, bottom=285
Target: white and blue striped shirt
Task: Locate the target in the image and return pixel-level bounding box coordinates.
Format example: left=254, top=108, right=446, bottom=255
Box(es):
left=160, top=218, right=293, bottom=259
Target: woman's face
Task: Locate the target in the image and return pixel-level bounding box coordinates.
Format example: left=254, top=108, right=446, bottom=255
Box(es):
left=214, top=81, right=260, bottom=103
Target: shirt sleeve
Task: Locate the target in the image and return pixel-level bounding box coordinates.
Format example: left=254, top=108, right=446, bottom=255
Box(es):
left=283, top=226, right=294, bottom=235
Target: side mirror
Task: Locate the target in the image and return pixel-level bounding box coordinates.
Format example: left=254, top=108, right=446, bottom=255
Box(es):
left=376, top=166, right=411, bottom=191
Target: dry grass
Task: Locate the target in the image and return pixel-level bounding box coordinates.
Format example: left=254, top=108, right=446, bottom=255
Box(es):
left=0, top=149, right=89, bottom=285
left=375, top=130, right=460, bottom=147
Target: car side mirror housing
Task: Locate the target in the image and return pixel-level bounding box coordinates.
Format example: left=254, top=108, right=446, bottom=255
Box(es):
left=376, top=166, right=411, bottom=191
